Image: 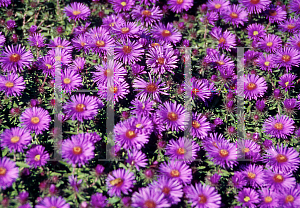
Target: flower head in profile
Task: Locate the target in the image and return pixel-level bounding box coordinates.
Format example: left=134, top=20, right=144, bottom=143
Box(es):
left=64, top=2, right=90, bottom=22
left=26, top=145, right=50, bottom=168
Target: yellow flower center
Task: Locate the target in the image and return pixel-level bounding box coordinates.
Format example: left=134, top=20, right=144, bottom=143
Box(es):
left=230, top=12, right=238, bottom=19
left=34, top=154, right=41, bottom=161
left=162, top=30, right=171, bottom=37
left=219, top=149, right=229, bottom=157
left=63, top=78, right=71, bottom=84
left=5, top=81, right=14, bottom=88
left=244, top=196, right=251, bottom=202
left=142, top=10, right=152, bottom=16
left=198, top=195, right=207, bottom=204
left=121, top=27, right=130, bottom=34
left=10, top=136, right=20, bottom=143
left=72, top=146, right=82, bottom=155
left=72, top=10, right=81, bottom=16
left=246, top=82, right=256, bottom=91
left=151, top=43, right=160, bottom=47
left=110, top=178, right=123, bottom=187
left=219, top=37, right=226, bottom=44
left=214, top=3, right=221, bottom=9
left=104, top=69, right=113, bottom=77
left=217, top=61, right=225, bottom=65
left=282, top=55, right=291, bottom=62
left=247, top=172, right=256, bottom=179
left=109, top=22, right=115, bottom=27
left=31, top=117, right=40, bottom=124
left=125, top=130, right=136, bottom=139
left=57, top=45, right=64, bottom=48
left=0, top=167, right=7, bottom=176
left=157, top=57, right=165, bottom=65
left=264, top=196, right=273, bottom=203
left=170, top=169, right=180, bottom=177
left=285, top=195, right=294, bottom=203
left=243, top=148, right=250, bottom=153
left=287, top=24, right=295, bottom=30
left=136, top=123, right=143, bottom=128
left=176, top=0, right=183, bottom=4
left=285, top=82, right=289, bottom=87
left=96, top=40, right=105, bottom=47
left=274, top=122, right=283, bottom=130
left=264, top=61, right=270, bottom=66
left=75, top=104, right=86, bottom=112
left=176, top=147, right=185, bottom=155
left=55, top=56, right=62, bottom=61
left=9, top=53, right=21, bottom=62
left=273, top=174, right=284, bottom=183
left=109, top=86, right=118, bottom=93
left=266, top=42, right=273, bottom=47
left=120, top=2, right=126, bottom=6
left=253, top=31, right=258, bottom=36
left=167, top=112, right=178, bottom=121
left=276, top=154, right=288, bottom=163
left=81, top=42, right=86, bottom=47
left=122, top=45, right=132, bottom=54
left=45, top=64, right=52, bottom=69
left=192, top=120, right=201, bottom=129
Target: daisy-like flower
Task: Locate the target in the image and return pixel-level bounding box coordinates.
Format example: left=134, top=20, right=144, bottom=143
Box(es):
left=237, top=139, right=261, bottom=162
left=263, top=144, right=300, bottom=173
left=146, top=46, right=178, bottom=75
left=239, top=0, right=271, bottom=14
left=259, top=188, right=279, bottom=208
left=126, top=149, right=148, bottom=171
left=90, top=193, right=108, bottom=208
left=0, top=44, right=34, bottom=73
left=61, top=133, right=95, bottom=167
left=102, top=14, right=126, bottom=31
left=157, top=101, right=189, bottom=132
left=287, top=34, right=300, bottom=51
left=204, top=138, right=238, bottom=168
left=151, top=176, right=183, bottom=205
left=222, top=5, right=248, bottom=26
left=279, top=17, right=300, bottom=33
left=72, top=34, right=89, bottom=53
left=73, top=22, right=91, bottom=36
left=132, top=186, right=171, bottom=208
left=69, top=57, right=86, bottom=72
left=258, top=34, right=282, bottom=53
left=159, top=160, right=192, bottom=185
left=48, top=37, right=73, bottom=53
left=106, top=168, right=135, bottom=197
left=38, top=55, right=55, bottom=77
left=243, top=74, right=267, bottom=100
left=200, top=11, right=219, bottom=26
left=275, top=47, right=300, bottom=70
left=64, top=2, right=90, bottom=22
left=237, top=188, right=260, bottom=208
left=247, top=23, right=266, bottom=40
left=87, top=34, right=115, bottom=56
left=132, top=6, right=163, bottom=26
left=208, top=51, right=235, bottom=71
left=190, top=112, right=211, bottom=139
left=0, top=73, right=25, bottom=97
left=26, top=145, right=50, bottom=168
left=97, top=80, right=130, bottom=103
left=257, top=54, right=276, bottom=72
left=0, top=157, right=19, bottom=190
left=210, top=27, right=236, bottom=51
left=277, top=185, right=300, bottom=207
left=242, top=164, right=265, bottom=188
left=186, top=183, right=221, bottom=208
left=130, top=98, right=154, bottom=116
left=133, top=74, right=169, bottom=102
left=47, top=48, right=72, bottom=66
left=63, top=94, right=99, bottom=122
left=28, top=33, right=46, bottom=48
left=167, top=0, right=193, bottom=13
left=263, top=115, right=295, bottom=139
left=290, top=0, right=300, bottom=14
left=191, top=78, right=213, bottom=102
left=264, top=169, right=296, bottom=191
left=114, top=117, right=150, bottom=150
left=207, top=0, right=230, bottom=12
left=265, top=5, right=287, bottom=23
left=278, top=74, right=297, bottom=91
left=61, top=68, right=82, bottom=93
left=87, top=26, right=110, bottom=38
left=151, top=22, right=182, bottom=44
left=115, top=39, right=144, bottom=64
left=165, top=137, right=200, bottom=163
left=20, top=107, right=51, bottom=135
left=0, top=127, right=32, bottom=153
left=112, top=22, right=140, bottom=40
left=36, top=196, right=70, bottom=208
left=111, top=0, right=135, bottom=13
left=0, top=32, right=6, bottom=47
left=132, top=116, right=154, bottom=135
left=232, top=171, right=248, bottom=189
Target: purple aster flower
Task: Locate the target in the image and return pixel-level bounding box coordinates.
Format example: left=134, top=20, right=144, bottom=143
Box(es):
left=0, top=73, right=25, bottom=97
left=87, top=34, right=115, bottom=56
left=102, top=14, right=126, bottom=31
left=242, top=74, right=267, bottom=100
left=264, top=169, right=296, bottom=191
left=0, top=32, right=5, bottom=47
left=36, top=196, right=70, bottom=208
left=204, top=138, right=238, bottom=168
left=131, top=186, right=170, bottom=208
left=73, top=22, right=91, bottom=36
left=112, top=22, right=140, bottom=41
left=242, top=164, right=265, bottom=188
left=265, top=5, right=287, bottom=23
left=0, top=44, right=34, bottom=73
left=256, top=100, right=265, bottom=112
left=279, top=17, right=300, bottom=33
left=72, top=34, right=90, bottom=53
left=264, top=144, right=300, bottom=173
left=222, top=5, right=248, bottom=26
left=237, top=139, right=262, bottom=162
left=278, top=73, right=297, bottom=91
left=132, top=6, right=163, bottom=26
left=208, top=51, right=235, bottom=71
left=130, top=98, right=154, bottom=116
left=290, top=0, right=300, bottom=14
left=0, top=127, right=31, bottom=153
left=239, top=0, right=271, bottom=14
left=133, top=74, right=169, bottom=102
left=190, top=112, right=211, bottom=139
left=263, top=139, right=273, bottom=149
left=28, top=33, right=46, bottom=48
left=278, top=185, right=300, bottom=207
left=283, top=98, right=299, bottom=112
left=191, top=78, right=213, bottom=102
left=64, top=2, right=90, bottom=22
left=263, top=115, right=295, bottom=139
left=157, top=101, right=189, bottom=132
left=69, top=57, right=86, bottom=72
left=37, top=55, right=55, bottom=77
left=115, top=39, right=144, bottom=64
left=151, top=176, right=183, bottom=205
left=259, top=34, right=282, bottom=53
left=6, top=19, right=16, bottom=30
left=68, top=175, right=82, bottom=192
left=111, top=0, right=135, bottom=13
left=167, top=0, right=193, bottom=13
left=287, top=33, right=300, bottom=51
left=90, top=193, right=108, bottom=208
left=247, top=23, right=266, bottom=40
left=207, top=0, right=230, bottom=12
left=28, top=25, right=37, bottom=35
left=152, top=22, right=182, bottom=44
left=126, top=149, right=148, bottom=171
left=0, top=157, right=19, bottom=190
left=47, top=48, right=72, bottom=66
left=62, top=68, right=82, bottom=93
left=186, top=183, right=221, bottom=208
left=97, top=80, right=130, bottom=103
left=61, top=134, right=95, bottom=167
left=232, top=171, right=247, bottom=189
left=200, top=11, right=219, bottom=26
left=20, top=107, right=51, bottom=135
left=237, top=188, right=260, bottom=208
left=165, top=137, right=200, bottom=163
left=257, top=54, right=276, bottom=72
left=159, top=160, right=192, bottom=185
left=210, top=27, right=236, bottom=51
left=48, top=37, right=73, bottom=53
left=259, top=188, right=279, bottom=208
left=63, top=94, right=99, bottom=122
left=26, top=145, right=50, bottom=168
left=132, top=115, right=154, bottom=135
left=146, top=46, right=178, bottom=75
left=106, top=168, right=135, bottom=197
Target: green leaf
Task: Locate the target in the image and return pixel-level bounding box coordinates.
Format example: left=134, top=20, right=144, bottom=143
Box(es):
left=16, top=162, right=30, bottom=168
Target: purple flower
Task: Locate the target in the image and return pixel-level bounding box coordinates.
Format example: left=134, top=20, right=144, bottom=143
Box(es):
left=287, top=33, right=300, bottom=51
left=259, top=34, right=282, bottom=53
left=6, top=19, right=16, bottom=30
left=28, top=33, right=46, bottom=48
left=243, top=74, right=267, bottom=100
left=38, top=55, right=55, bottom=77
left=167, top=0, right=193, bottom=13
left=257, top=54, right=276, bottom=72
left=222, top=5, right=248, bottom=26
left=132, top=6, right=163, bottom=26
left=111, top=0, right=134, bottom=13
left=159, top=160, right=192, bottom=185
left=61, top=68, right=82, bottom=93
left=0, top=73, right=25, bottom=97
left=20, top=107, right=51, bottom=135
left=87, top=34, right=115, bottom=56
left=0, top=127, right=31, bottom=153
left=277, top=185, right=300, bottom=207
left=290, top=0, right=300, bottom=14
left=242, top=164, right=265, bottom=188
left=239, top=0, right=271, bottom=14
left=90, top=193, right=107, bottom=208
left=237, top=139, right=262, bottom=162
left=247, top=23, right=266, bottom=40
left=207, top=0, right=230, bottom=12
left=97, top=80, right=130, bottom=103
left=130, top=98, right=154, bottom=116
left=256, top=100, right=265, bottom=111
left=72, top=34, right=89, bottom=53
left=210, top=27, right=236, bottom=51
left=237, top=188, right=260, bottom=208
left=102, top=14, right=126, bottom=31
left=190, top=112, right=211, bottom=139
left=69, top=57, right=86, bottom=72
left=263, top=115, right=295, bottom=139
left=191, top=78, right=213, bottom=102
left=115, top=39, right=144, bottom=64
left=64, top=2, right=90, bottom=22
left=0, top=157, right=19, bottom=190
left=68, top=175, right=82, bottom=192
left=26, top=145, right=50, bottom=168
left=36, top=196, right=70, bottom=208
left=0, top=44, right=34, bottom=73
left=259, top=188, right=279, bottom=208
left=232, top=171, right=247, bottom=189
left=278, top=73, right=297, bottom=91
left=0, top=0, right=11, bottom=7
left=126, top=149, right=148, bottom=171
left=112, top=21, right=141, bottom=40
left=47, top=48, right=72, bottom=66
left=106, top=168, right=135, bottom=197
left=0, top=31, right=5, bottom=47
left=279, top=17, right=300, bottom=33
left=265, top=5, right=287, bottom=23
left=48, top=37, right=73, bottom=53
left=264, top=169, right=296, bottom=191
left=152, top=22, right=182, bottom=44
